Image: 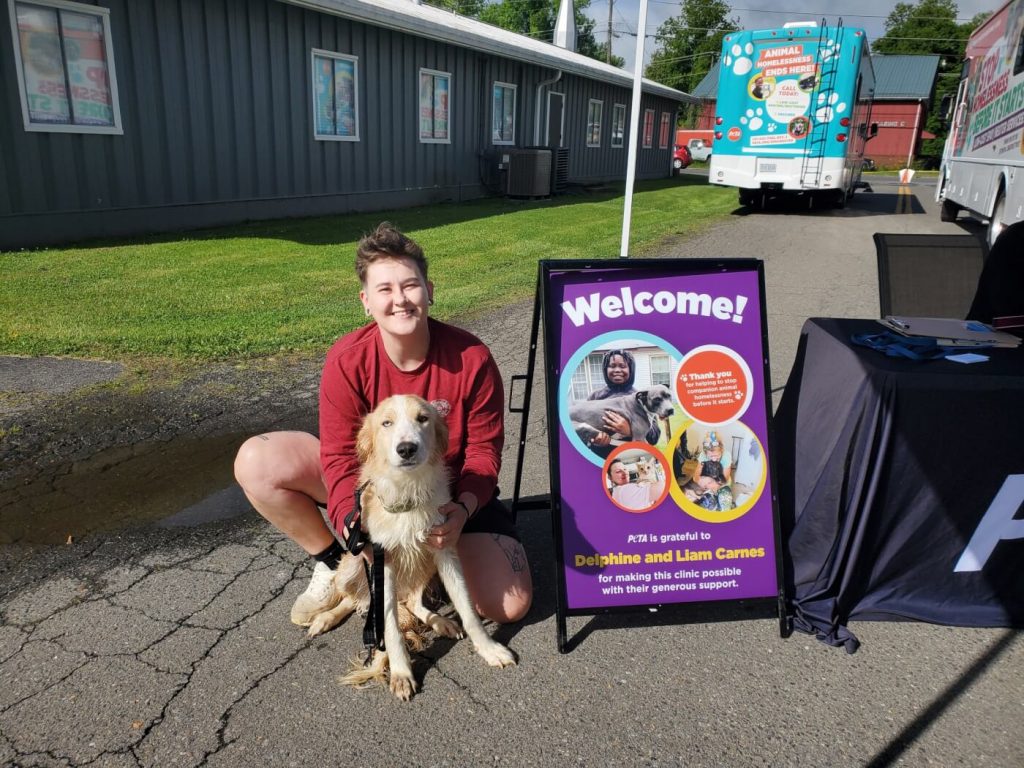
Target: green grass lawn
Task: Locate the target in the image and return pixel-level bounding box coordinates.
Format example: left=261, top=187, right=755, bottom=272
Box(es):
left=1, top=178, right=736, bottom=361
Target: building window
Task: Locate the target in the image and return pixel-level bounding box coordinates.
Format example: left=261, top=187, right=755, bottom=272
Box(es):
left=570, top=353, right=606, bottom=400
left=419, top=68, right=451, bottom=143
left=650, top=355, right=671, bottom=388
left=492, top=81, right=516, bottom=145
left=612, top=103, right=626, bottom=148
left=586, top=99, right=603, bottom=147
left=658, top=112, right=671, bottom=149
left=642, top=109, right=655, bottom=148
left=312, top=49, right=358, bottom=141
left=10, top=0, right=122, bottom=134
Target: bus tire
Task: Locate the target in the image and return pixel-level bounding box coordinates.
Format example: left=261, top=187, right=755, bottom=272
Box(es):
left=738, top=189, right=754, bottom=207
left=939, top=198, right=960, bottom=222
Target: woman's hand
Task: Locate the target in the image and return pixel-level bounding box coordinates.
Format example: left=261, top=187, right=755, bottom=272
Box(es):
left=602, top=410, right=632, bottom=438
left=428, top=501, right=470, bottom=549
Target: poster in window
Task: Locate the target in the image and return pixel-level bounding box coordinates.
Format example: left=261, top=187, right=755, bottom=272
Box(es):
left=16, top=4, right=70, bottom=124
left=491, top=86, right=503, bottom=141
left=60, top=11, right=112, bottom=126
left=419, top=73, right=433, bottom=139
left=313, top=56, right=335, bottom=135
left=334, top=59, right=355, bottom=137
left=433, top=76, right=449, bottom=140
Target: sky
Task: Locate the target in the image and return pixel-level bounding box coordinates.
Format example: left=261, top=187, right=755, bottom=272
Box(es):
left=582, top=0, right=998, bottom=75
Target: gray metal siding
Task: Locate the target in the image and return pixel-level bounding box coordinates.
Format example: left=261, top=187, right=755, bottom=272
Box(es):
left=1, top=0, right=678, bottom=246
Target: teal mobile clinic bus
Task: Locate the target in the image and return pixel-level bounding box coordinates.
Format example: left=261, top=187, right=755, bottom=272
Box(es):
left=709, top=21, right=877, bottom=208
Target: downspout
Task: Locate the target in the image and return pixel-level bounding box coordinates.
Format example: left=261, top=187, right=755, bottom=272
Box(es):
left=535, top=70, right=562, bottom=145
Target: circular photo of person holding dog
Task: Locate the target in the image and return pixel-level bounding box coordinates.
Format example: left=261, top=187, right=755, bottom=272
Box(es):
left=604, top=444, right=670, bottom=513
left=560, top=334, right=684, bottom=466
left=667, top=421, right=767, bottom=524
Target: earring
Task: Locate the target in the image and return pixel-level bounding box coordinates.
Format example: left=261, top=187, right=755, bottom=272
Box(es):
left=364, top=307, right=370, bottom=316
left=429, top=298, right=434, bottom=306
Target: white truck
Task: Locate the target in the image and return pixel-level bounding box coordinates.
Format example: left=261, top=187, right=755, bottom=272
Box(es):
left=937, top=0, right=1024, bottom=246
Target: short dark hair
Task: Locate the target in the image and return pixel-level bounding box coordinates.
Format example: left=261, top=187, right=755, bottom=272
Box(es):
left=355, top=222, right=428, bottom=285
left=607, top=459, right=626, bottom=482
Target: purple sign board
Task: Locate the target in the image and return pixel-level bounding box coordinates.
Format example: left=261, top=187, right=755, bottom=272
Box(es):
left=540, top=260, right=783, bottom=644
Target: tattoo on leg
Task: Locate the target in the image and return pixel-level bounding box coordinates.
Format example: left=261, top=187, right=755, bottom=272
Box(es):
left=492, top=534, right=526, bottom=573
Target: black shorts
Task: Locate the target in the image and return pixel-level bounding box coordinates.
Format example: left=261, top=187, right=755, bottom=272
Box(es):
left=462, top=492, right=520, bottom=542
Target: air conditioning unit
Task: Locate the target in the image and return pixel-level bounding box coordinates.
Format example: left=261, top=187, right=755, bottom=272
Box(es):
left=506, top=149, right=552, bottom=197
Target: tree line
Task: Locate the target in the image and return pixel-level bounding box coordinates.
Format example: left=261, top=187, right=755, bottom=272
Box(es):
left=432, top=0, right=993, bottom=165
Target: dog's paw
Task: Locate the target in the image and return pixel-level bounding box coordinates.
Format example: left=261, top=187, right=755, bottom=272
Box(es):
left=306, top=613, right=333, bottom=638
left=476, top=640, right=517, bottom=668
left=429, top=615, right=464, bottom=639
left=389, top=672, right=418, bottom=701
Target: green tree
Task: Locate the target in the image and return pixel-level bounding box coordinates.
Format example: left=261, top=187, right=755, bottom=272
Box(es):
left=461, top=0, right=623, bottom=67
left=644, top=0, right=736, bottom=95
left=872, top=0, right=988, bottom=164
left=424, top=0, right=486, bottom=15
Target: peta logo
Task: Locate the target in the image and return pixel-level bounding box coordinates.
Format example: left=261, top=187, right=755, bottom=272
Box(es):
left=954, top=475, right=1024, bottom=572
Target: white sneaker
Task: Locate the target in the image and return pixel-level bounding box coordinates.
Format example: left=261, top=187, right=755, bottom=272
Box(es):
left=290, top=561, right=341, bottom=626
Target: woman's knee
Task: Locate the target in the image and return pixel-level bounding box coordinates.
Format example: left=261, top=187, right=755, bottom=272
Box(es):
left=480, top=582, right=532, bottom=624
left=234, top=435, right=276, bottom=495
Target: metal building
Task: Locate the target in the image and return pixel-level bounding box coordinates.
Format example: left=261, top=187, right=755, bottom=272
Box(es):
left=1, top=0, right=694, bottom=248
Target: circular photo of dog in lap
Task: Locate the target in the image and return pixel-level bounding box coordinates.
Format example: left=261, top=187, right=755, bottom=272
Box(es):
left=563, top=337, right=681, bottom=463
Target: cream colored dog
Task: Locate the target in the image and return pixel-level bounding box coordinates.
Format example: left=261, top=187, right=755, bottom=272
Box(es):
left=306, top=394, right=515, bottom=700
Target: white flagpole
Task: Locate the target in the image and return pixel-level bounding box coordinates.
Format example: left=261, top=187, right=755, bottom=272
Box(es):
left=619, top=0, right=650, bottom=259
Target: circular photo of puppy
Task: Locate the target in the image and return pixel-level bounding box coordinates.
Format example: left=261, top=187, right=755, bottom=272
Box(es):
left=788, top=115, right=811, bottom=139
left=667, top=421, right=767, bottom=524
left=559, top=332, right=683, bottom=467
left=604, top=444, right=670, bottom=513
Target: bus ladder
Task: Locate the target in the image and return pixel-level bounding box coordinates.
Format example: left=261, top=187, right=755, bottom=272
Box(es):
left=801, top=18, right=843, bottom=189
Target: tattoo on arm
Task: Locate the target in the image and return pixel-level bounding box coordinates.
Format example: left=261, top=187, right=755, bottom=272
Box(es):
left=492, top=534, right=526, bottom=573
left=255, top=434, right=271, bottom=441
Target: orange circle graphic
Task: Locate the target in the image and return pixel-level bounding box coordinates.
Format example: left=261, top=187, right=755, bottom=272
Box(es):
left=675, top=349, right=749, bottom=424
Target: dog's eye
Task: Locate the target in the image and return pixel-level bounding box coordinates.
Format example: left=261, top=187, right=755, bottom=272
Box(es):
left=382, top=420, right=393, bottom=428
left=416, top=414, right=430, bottom=424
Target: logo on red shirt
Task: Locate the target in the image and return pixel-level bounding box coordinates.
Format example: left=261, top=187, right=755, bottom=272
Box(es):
left=430, top=399, right=451, bottom=417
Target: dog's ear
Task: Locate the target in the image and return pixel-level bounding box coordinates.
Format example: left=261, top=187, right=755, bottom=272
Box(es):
left=636, top=390, right=648, bottom=408
left=355, top=410, right=374, bottom=464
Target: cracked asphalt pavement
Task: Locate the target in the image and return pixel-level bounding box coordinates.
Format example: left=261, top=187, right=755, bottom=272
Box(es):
left=1, top=179, right=1021, bottom=767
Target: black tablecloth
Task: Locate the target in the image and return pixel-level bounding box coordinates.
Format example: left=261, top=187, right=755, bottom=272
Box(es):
left=776, top=318, right=1024, bottom=652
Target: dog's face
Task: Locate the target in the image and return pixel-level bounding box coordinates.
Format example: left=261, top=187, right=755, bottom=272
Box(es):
left=356, top=395, right=449, bottom=471
left=636, top=385, right=675, bottom=419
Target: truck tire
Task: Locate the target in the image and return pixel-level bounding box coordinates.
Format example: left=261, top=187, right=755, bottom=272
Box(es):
left=939, top=198, right=960, bottom=222
left=988, top=191, right=1006, bottom=248
left=738, top=189, right=754, bottom=207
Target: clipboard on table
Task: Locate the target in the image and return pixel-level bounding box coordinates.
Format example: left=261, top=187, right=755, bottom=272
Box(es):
left=880, top=316, right=1021, bottom=348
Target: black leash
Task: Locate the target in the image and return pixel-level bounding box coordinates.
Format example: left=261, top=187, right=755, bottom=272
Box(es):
left=361, top=543, right=386, bottom=660
left=341, top=482, right=386, bottom=661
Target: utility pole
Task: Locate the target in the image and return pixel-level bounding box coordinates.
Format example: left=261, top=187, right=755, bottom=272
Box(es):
left=607, top=0, right=613, bottom=64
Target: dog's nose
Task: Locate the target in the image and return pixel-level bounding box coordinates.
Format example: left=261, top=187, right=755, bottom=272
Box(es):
left=396, top=441, right=419, bottom=460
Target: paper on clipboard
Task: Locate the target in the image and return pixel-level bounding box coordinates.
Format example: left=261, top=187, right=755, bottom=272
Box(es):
left=880, top=316, right=1021, bottom=348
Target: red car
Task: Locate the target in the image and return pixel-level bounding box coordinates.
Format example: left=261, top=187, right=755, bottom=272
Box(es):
left=673, top=144, right=692, bottom=172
